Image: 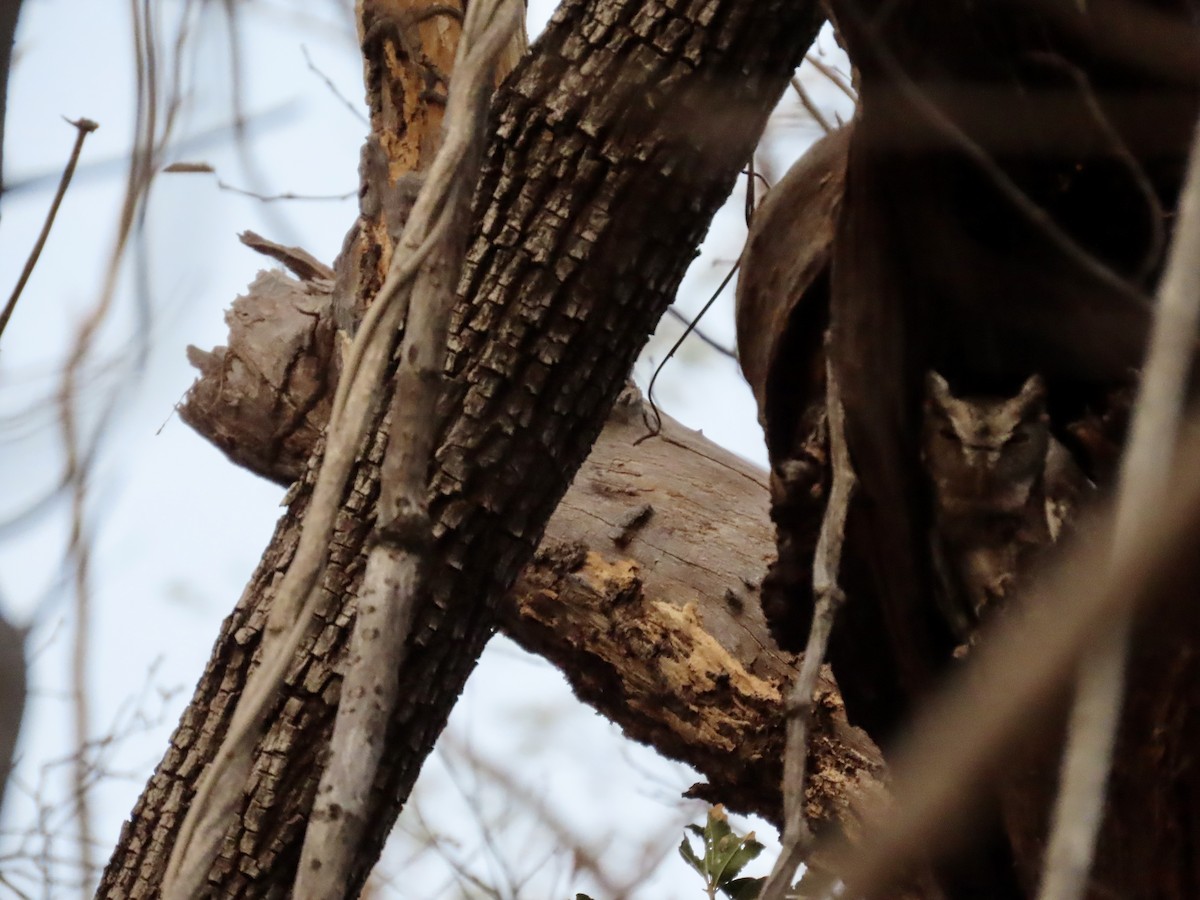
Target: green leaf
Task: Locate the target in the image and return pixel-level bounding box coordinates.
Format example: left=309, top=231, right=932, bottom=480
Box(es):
left=709, top=832, right=741, bottom=880
left=679, top=834, right=706, bottom=876
left=719, top=834, right=764, bottom=883
left=702, top=806, right=736, bottom=874
left=681, top=806, right=770, bottom=896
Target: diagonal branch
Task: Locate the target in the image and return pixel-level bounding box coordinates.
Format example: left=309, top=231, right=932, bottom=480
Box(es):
left=297, top=2, right=521, bottom=892
left=162, top=4, right=525, bottom=893
left=100, top=0, right=828, bottom=895
left=1037, top=112, right=1200, bottom=900
left=177, top=256, right=891, bottom=838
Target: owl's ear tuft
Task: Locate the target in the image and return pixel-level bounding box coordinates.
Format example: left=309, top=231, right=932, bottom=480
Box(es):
left=926, top=371, right=954, bottom=406
left=1016, top=374, right=1047, bottom=410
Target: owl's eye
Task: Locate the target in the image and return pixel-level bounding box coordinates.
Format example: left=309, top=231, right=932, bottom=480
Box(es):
left=939, top=426, right=956, bottom=440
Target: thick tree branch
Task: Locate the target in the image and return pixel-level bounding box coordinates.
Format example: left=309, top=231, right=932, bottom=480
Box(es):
left=299, top=4, right=520, bottom=891
left=100, top=0, right=827, bottom=895
left=179, top=248, right=887, bottom=834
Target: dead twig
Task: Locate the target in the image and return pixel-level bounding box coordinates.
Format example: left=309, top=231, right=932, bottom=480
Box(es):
left=237, top=230, right=336, bottom=281
left=760, top=348, right=855, bottom=900
left=301, top=43, right=368, bottom=125
left=0, top=118, right=98, bottom=346
left=1036, top=113, right=1200, bottom=900
left=163, top=161, right=357, bottom=202
left=790, top=75, right=833, bottom=134
left=804, top=54, right=856, bottom=102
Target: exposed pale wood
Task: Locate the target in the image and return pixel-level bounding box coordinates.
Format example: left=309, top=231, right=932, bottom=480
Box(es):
left=177, top=256, right=889, bottom=833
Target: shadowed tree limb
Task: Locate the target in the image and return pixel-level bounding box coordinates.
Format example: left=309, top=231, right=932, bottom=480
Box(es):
left=1038, top=111, right=1200, bottom=900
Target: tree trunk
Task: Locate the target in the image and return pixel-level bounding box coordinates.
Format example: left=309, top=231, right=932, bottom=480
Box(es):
left=98, top=0, right=826, bottom=895
left=820, top=1, right=1200, bottom=896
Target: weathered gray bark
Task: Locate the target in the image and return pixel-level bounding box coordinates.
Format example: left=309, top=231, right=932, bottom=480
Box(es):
left=181, top=254, right=887, bottom=831
left=503, top=399, right=886, bottom=833
left=98, top=0, right=828, bottom=895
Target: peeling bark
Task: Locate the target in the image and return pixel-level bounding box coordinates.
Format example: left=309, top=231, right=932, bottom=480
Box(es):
left=505, top=398, right=888, bottom=835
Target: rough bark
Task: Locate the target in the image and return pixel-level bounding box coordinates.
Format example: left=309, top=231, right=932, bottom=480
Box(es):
left=180, top=255, right=888, bottom=833
left=99, top=0, right=826, bottom=895
left=507, top=393, right=891, bottom=825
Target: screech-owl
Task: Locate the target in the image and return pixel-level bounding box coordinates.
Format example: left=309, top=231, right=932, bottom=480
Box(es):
left=921, top=372, right=1089, bottom=643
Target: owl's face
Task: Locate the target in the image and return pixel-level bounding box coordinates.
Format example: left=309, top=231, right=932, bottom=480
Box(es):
left=922, top=372, right=1050, bottom=511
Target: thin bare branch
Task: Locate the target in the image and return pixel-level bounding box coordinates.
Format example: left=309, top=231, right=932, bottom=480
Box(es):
left=664, top=306, right=737, bottom=359
left=54, top=0, right=192, bottom=884
left=301, top=43, right=368, bottom=125
left=439, top=732, right=637, bottom=898
left=216, top=179, right=356, bottom=202
left=0, top=118, right=97, bottom=345
left=790, top=75, right=832, bottom=134
left=163, top=160, right=357, bottom=201
left=1037, top=114, right=1200, bottom=900
left=761, top=350, right=855, bottom=900
left=804, top=54, right=856, bottom=102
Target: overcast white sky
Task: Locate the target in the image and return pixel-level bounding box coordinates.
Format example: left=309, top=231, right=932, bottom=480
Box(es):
left=0, top=2, right=852, bottom=896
